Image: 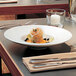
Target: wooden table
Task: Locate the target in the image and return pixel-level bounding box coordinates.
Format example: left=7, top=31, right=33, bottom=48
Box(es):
left=0, top=18, right=76, bottom=76
left=0, top=0, right=69, bottom=15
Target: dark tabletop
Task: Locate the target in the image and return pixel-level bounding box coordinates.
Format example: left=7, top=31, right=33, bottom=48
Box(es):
left=0, top=18, right=76, bottom=76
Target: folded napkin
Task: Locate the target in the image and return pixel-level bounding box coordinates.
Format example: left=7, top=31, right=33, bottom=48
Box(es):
left=22, top=52, right=76, bottom=72
left=0, top=0, right=17, bottom=3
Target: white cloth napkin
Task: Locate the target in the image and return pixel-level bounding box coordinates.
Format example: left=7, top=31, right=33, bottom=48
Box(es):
left=0, top=0, right=17, bottom=3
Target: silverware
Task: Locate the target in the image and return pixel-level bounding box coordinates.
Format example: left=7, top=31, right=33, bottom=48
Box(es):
left=0, top=20, right=31, bottom=29
left=0, top=21, right=37, bottom=30
left=29, top=57, right=76, bottom=64
left=0, top=24, right=21, bottom=29
left=33, top=62, right=76, bottom=68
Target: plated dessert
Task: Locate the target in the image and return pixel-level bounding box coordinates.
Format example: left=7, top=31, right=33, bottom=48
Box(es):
left=24, top=28, right=54, bottom=43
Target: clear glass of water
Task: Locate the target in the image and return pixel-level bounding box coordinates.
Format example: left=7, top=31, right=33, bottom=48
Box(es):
left=46, top=9, right=66, bottom=28
left=70, top=0, right=76, bottom=22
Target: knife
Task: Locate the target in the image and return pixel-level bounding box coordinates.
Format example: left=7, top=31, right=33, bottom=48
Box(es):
left=29, top=57, right=76, bottom=64
left=33, top=62, right=76, bottom=68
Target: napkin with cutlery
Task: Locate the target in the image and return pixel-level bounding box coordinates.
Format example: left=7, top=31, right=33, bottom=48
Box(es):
left=22, top=52, right=76, bottom=72
left=0, top=0, right=17, bottom=3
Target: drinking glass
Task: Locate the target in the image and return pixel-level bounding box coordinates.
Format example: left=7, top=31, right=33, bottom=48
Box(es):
left=46, top=9, right=66, bottom=28
left=70, top=0, right=76, bottom=22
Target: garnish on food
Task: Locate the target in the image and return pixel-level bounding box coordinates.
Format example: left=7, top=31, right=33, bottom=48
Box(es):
left=24, top=28, right=54, bottom=43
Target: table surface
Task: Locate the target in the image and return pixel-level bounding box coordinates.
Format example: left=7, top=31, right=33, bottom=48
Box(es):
left=0, top=0, right=68, bottom=7
left=0, top=18, right=76, bottom=76
left=0, top=0, right=69, bottom=15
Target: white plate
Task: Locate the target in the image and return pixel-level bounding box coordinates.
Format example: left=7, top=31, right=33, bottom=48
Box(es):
left=4, top=25, right=72, bottom=47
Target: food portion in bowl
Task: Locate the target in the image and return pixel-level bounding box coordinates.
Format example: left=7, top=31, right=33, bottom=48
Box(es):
left=24, top=28, right=54, bottom=43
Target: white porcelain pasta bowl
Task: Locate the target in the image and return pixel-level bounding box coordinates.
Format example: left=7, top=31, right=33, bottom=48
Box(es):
left=4, top=25, right=72, bottom=47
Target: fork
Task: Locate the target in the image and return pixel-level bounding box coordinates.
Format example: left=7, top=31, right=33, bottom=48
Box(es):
left=33, top=61, right=76, bottom=68
left=0, top=24, right=21, bottom=29
left=0, top=20, right=37, bottom=29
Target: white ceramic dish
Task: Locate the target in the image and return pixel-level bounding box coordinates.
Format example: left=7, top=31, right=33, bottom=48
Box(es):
left=4, top=25, right=72, bottom=47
